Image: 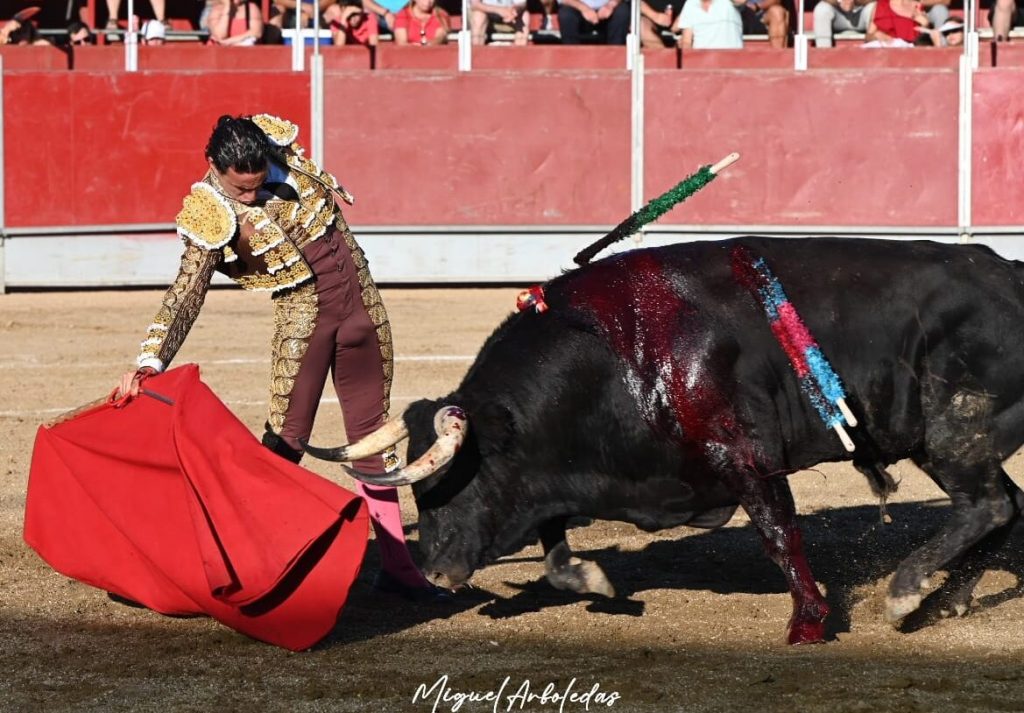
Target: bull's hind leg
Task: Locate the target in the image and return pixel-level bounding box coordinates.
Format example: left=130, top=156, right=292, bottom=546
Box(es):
left=935, top=473, right=1024, bottom=615
left=539, top=517, right=615, bottom=597
left=719, top=468, right=830, bottom=645
left=887, top=389, right=1018, bottom=623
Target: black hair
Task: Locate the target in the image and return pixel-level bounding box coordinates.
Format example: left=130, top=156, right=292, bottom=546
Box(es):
left=204, top=115, right=271, bottom=174
left=66, top=20, right=95, bottom=45
left=8, top=21, right=38, bottom=45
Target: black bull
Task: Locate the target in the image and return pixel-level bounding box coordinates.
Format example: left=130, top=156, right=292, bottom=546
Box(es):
left=311, top=236, right=1024, bottom=644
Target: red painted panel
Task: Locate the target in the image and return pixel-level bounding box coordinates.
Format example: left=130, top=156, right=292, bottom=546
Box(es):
left=471, top=45, right=632, bottom=69
left=682, top=48, right=792, bottom=69
left=0, top=45, right=67, bottom=70
left=68, top=46, right=123, bottom=71
left=142, top=45, right=295, bottom=70
left=319, top=46, right=374, bottom=69
left=993, top=43, right=1024, bottom=67
left=643, top=48, right=680, bottom=69
left=323, top=71, right=631, bottom=225
left=5, top=72, right=309, bottom=227
left=644, top=69, right=959, bottom=226
left=972, top=69, right=1024, bottom=225
left=809, top=46, right=964, bottom=69
left=67, top=45, right=296, bottom=71
left=681, top=47, right=966, bottom=70
left=375, top=45, right=459, bottom=70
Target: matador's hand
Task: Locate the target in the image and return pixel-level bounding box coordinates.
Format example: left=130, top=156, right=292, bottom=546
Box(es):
left=114, top=367, right=156, bottom=401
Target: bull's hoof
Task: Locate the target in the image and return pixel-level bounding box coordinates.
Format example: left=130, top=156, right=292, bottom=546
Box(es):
left=546, top=556, right=616, bottom=598
left=885, top=592, right=923, bottom=624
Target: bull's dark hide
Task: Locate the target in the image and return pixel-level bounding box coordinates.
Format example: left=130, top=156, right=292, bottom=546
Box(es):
left=407, top=237, right=1024, bottom=644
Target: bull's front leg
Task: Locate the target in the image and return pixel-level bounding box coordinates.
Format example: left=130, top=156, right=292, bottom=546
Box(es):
left=719, top=468, right=829, bottom=645
left=538, top=517, right=615, bottom=597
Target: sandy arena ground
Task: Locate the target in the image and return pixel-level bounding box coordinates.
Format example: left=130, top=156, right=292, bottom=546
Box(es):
left=3, top=286, right=1024, bottom=713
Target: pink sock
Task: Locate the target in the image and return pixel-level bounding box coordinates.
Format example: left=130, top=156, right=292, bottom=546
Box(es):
left=356, top=482, right=431, bottom=588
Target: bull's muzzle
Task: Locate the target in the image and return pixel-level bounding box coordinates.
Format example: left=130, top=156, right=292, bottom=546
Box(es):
left=302, top=406, right=468, bottom=486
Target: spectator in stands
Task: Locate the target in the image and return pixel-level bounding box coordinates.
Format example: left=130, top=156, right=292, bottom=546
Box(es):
left=640, top=0, right=675, bottom=48
left=741, top=0, right=786, bottom=47
left=865, top=0, right=928, bottom=45
left=557, top=0, right=630, bottom=43
left=470, top=0, right=530, bottom=45
left=740, top=0, right=789, bottom=47
left=916, top=16, right=960, bottom=44
left=813, top=0, right=876, bottom=47
left=105, top=0, right=167, bottom=40
left=363, top=0, right=408, bottom=32
left=991, top=0, right=1023, bottom=41
left=394, top=0, right=451, bottom=44
left=675, top=0, right=743, bottom=48
left=207, top=0, right=265, bottom=44
left=67, top=19, right=96, bottom=45
left=936, top=16, right=962, bottom=44
left=0, top=8, right=50, bottom=46
left=268, top=0, right=334, bottom=28
left=530, top=0, right=558, bottom=31
left=325, top=0, right=379, bottom=44
left=919, top=0, right=949, bottom=32
left=141, top=18, right=167, bottom=43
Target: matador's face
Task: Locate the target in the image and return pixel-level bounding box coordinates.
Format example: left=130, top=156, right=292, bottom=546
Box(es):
left=209, top=160, right=268, bottom=205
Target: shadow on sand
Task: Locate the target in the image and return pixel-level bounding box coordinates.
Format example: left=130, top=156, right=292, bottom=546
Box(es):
left=351, top=499, right=1024, bottom=644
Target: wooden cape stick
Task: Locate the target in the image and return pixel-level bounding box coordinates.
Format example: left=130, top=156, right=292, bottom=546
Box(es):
left=44, top=389, right=175, bottom=429
left=573, top=151, right=741, bottom=267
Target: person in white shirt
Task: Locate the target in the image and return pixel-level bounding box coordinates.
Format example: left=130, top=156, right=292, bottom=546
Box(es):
left=675, top=0, right=744, bottom=48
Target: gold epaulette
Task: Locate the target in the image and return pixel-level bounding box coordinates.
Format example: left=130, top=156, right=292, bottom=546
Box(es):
left=176, top=182, right=236, bottom=250
left=252, top=114, right=300, bottom=147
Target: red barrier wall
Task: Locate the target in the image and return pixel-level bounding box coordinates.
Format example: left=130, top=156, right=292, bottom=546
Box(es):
left=64, top=45, right=372, bottom=72
left=0, top=45, right=68, bottom=70
left=323, top=70, right=632, bottom=225
left=5, top=72, right=309, bottom=227
left=681, top=47, right=970, bottom=70
left=3, top=64, right=1013, bottom=231
left=644, top=69, right=959, bottom=226
left=972, top=68, right=1024, bottom=226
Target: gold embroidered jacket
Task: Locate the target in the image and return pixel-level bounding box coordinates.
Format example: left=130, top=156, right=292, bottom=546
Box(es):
left=137, top=114, right=347, bottom=370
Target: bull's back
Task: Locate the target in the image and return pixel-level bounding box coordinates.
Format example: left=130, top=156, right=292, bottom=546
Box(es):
left=548, top=237, right=1024, bottom=469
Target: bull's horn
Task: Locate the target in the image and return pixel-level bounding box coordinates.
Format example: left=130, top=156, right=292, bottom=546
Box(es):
left=339, top=406, right=468, bottom=487
left=301, top=417, right=409, bottom=463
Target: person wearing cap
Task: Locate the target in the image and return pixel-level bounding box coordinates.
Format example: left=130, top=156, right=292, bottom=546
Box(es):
left=113, top=115, right=449, bottom=603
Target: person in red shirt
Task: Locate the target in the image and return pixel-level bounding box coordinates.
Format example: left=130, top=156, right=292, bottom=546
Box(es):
left=394, top=0, right=451, bottom=44
left=325, top=0, right=380, bottom=45
left=207, top=0, right=266, bottom=46
left=867, top=0, right=929, bottom=45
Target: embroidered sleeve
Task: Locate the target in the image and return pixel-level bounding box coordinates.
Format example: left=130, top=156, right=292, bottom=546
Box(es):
left=136, top=242, right=220, bottom=370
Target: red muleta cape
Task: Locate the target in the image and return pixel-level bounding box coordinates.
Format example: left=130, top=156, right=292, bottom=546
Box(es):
left=23, top=364, right=369, bottom=651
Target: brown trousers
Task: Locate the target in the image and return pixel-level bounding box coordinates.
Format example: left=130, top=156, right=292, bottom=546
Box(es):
left=267, top=228, right=430, bottom=587
left=272, top=228, right=388, bottom=473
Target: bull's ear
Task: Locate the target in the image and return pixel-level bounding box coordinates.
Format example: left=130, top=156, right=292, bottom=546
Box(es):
left=471, top=402, right=517, bottom=457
